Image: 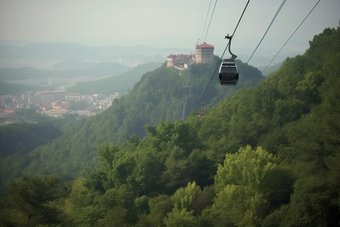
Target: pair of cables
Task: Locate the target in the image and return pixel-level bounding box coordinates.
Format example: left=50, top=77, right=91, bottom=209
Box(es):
left=196, top=0, right=251, bottom=110
left=245, top=0, right=320, bottom=71
left=200, top=0, right=218, bottom=44
left=247, top=0, right=287, bottom=64
left=262, top=0, right=321, bottom=73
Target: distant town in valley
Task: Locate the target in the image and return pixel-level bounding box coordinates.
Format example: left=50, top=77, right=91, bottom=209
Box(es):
left=0, top=42, right=216, bottom=126
left=0, top=90, right=119, bottom=125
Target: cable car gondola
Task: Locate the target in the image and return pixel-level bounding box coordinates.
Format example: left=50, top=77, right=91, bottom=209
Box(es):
left=219, top=34, right=239, bottom=86
left=197, top=103, right=205, bottom=117
left=219, top=61, right=239, bottom=86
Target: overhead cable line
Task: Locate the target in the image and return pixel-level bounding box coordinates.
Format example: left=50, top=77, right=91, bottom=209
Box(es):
left=200, top=0, right=213, bottom=43
left=204, top=0, right=218, bottom=43
left=247, top=0, right=287, bottom=64
left=184, top=0, right=216, bottom=121
left=197, top=0, right=251, bottom=110
left=262, top=0, right=321, bottom=73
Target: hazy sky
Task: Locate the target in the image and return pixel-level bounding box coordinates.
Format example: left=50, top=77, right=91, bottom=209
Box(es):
left=0, top=0, right=339, bottom=56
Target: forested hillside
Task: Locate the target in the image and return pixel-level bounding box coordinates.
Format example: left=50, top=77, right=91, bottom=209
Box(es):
left=0, top=81, right=43, bottom=95
left=67, top=62, right=163, bottom=95
left=0, top=53, right=263, bottom=190
left=0, top=122, right=62, bottom=157
left=1, top=27, right=339, bottom=226
left=0, top=53, right=263, bottom=193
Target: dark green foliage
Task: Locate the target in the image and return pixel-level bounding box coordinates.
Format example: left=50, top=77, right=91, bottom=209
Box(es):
left=0, top=175, right=69, bottom=227
left=259, top=167, right=295, bottom=208
left=0, top=110, right=85, bottom=195
left=0, top=122, right=63, bottom=194
left=0, top=122, right=62, bottom=157
left=147, top=195, right=173, bottom=227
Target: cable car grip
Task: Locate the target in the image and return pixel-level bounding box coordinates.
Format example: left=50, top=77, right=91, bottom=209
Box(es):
left=224, top=34, right=237, bottom=61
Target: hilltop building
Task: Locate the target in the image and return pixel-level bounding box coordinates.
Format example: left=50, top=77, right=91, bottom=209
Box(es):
left=195, top=42, right=214, bottom=63
left=167, top=53, right=195, bottom=68
left=167, top=42, right=214, bottom=68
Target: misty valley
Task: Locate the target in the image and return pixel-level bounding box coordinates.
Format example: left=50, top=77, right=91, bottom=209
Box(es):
left=0, top=27, right=340, bottom=226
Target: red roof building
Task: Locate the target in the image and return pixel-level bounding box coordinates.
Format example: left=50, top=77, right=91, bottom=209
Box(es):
left=196, top=43, right=214, bottom=48
left=4, top=110, right=14, bottom=114
left=196, top=42, right=214, bottom=63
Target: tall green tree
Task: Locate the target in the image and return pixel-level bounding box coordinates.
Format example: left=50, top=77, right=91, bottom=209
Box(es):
left=202, top=146, right=277, bottom=227
left=0, top=175, right=69, bottom=227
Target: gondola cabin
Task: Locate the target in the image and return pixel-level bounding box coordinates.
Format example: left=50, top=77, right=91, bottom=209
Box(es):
left=218, top=61, right=239, bottom=86
left=197, top=112, right=205, bottom=117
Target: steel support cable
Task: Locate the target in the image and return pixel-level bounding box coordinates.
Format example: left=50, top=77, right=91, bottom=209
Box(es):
left=200, top=0, right=213, bottom=43
left=246, top=0, right=287, bottom=64
left=204, top=0, right=218, bottom=43
left=230, top=0, right=251, bottom=37
left=262, top=0, right=321, bottom=73
left=186, top=1, right=216, bottom=120
left=197, top=0, right=251, bottom=110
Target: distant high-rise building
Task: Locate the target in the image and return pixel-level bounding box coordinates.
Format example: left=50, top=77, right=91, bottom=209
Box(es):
left=36, top=91, right=56, bottom=104
left=65, top=93, right=81, bottom=102
left=54, top=90, right=67, bottom=101
left=195, top=42, right=214, bottom=63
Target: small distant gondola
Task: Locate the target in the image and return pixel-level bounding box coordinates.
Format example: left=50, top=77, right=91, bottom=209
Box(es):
left=197, top=112, right=205, bottom=117
left=197, top=103, right=205, bottom=117
left=219, top=34, right=239, bottom=86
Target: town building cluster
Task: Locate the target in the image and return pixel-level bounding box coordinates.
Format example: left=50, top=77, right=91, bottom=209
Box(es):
left=0, top=42, right=215, bottom=125
left=0, top=90, right=119, bottom=125
left=167, top=42, right=214, bottom=69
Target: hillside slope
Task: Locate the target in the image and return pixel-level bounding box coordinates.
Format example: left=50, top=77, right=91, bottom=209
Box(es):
left=67, top=62, right=163, bottom=95
left=0, top=57, right=264, bottom=187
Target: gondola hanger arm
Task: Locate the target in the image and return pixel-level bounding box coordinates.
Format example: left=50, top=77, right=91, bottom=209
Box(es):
left=224, top=34, right=237, bottom=61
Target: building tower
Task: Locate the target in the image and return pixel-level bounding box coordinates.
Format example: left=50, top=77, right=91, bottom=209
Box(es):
left=195, top=42, right=214, bottom=63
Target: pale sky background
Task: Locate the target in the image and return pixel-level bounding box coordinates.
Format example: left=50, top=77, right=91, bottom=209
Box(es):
left=0, top=0, right=339, bottom=57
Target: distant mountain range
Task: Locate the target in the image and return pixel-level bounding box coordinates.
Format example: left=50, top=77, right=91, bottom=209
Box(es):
left=0, top=42, right=192, bottom=61
left=0, top=41, right=296, bottom=71
left=0, top=62, right=131, bottom=81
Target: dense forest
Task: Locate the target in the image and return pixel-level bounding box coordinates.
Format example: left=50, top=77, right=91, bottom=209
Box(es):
left=0, top=122, right=62, bottom=157
left=0, top=27, right=339, bottom=226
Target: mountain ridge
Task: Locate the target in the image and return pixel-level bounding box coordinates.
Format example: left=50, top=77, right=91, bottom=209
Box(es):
left=0, top=42, right=192, bottom=60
